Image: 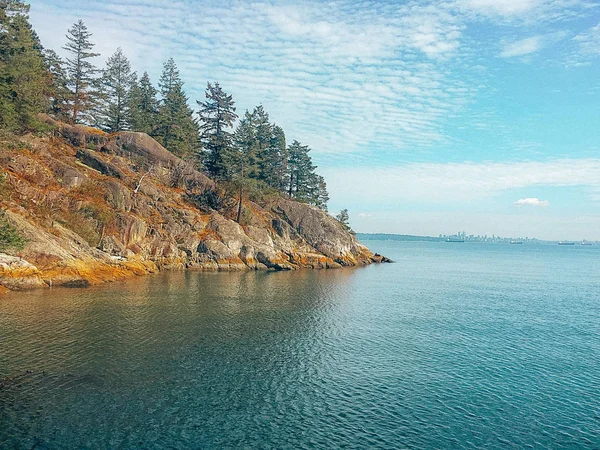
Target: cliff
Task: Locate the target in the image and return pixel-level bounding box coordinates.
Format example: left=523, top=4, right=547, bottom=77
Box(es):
left=0, top=118, right=390, bottom=292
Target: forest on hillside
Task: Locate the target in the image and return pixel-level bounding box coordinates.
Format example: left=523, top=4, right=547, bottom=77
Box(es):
left=0, top=0, right=332, bottom=215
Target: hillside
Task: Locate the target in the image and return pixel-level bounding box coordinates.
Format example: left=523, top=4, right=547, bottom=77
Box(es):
left=0, top=117, right=389, bottom=292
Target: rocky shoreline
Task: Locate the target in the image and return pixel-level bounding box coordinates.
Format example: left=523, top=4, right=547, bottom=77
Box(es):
left=0, top=118, right=390, bottom=293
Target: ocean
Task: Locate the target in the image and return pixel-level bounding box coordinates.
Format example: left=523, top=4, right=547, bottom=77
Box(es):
left=1, top=241, right=599, bottom=448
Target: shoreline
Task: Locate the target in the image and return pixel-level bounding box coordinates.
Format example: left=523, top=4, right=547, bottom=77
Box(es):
left=0, top=250, right=392, bottom=294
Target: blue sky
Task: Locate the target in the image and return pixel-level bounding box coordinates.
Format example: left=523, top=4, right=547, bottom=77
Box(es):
left=29, top=0, right=600, bottom=240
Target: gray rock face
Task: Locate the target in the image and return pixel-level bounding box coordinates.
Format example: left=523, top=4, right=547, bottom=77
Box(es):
left=76, top=149, right=125, bottom=179
left=274, top=199, right=373, bottom=265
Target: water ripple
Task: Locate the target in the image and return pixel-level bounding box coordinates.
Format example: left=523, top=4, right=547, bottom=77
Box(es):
left=1, top=243, right=599, bottom=448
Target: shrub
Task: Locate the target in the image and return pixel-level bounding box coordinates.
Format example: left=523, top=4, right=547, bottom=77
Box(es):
left=0, top=172, right=9, bottom=200
left=0, top=212, right=28, bottom=253
left=56, top=211, right=100, bottom=247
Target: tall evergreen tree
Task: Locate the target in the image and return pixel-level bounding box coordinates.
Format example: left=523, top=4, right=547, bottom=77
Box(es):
left=310, top=174, right=329, bottom=210
left=286, top=140, right=315, bottom=199
left=0, top=0, right=49, bottom=132
left=336, top=209, right=352, bottom=231
left=197, top=81, right=237, bottom=178
left=129, top=71, right=158, bottom=134
left=225, top=113, right=262, bottom=222
left=155, top=58, right=199, bottom=158
left=99, top=47, right=135, bottom=132
left=43, top=49, right=70, bottom=120
left=63, top=19, right=99, bottom=124
left=228, top=111, right=260, bottom=179
left=248, top=105, right=274, bottom=183
left=266, top=124, right=287, bottom=190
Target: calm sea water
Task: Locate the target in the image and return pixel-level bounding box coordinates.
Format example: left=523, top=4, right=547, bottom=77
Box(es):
left=1, top=241, right=599, bottom=449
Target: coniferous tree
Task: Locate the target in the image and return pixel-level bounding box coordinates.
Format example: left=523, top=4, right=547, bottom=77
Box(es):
left=63, top=20, right=99, bottom=124
left=336, top=209, right=352, bottom=231
left=129, top=71, right=158, bottom=134
left=267, top=124, right=287, bottom=190
left=226, top=113, right=262, bottom=222
left=0, top=0, right=49, bottom=132
left=229, top=111, right=259, bottom=178
left=198, top=81, right=237, bottom=178
left=43, top=49, right=70, bottom=120
left=249, top=105, right=274, bottom=183
left=154, top=58, right=200, bottom=158
left=286, top=140, right=315, bottom=199
left=310, top=174, right=329, bottom=210
left=99, top=47, right=135, bottom=132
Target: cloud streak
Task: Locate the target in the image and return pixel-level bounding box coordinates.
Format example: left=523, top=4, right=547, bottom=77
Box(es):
left=324, top=158, right=600, bottom=205
left=574, top=21, right=600, bottom=56
left=500, top=36, right=544, bottom=57
left=28, top=0, right=595, bottom=162
left=514, top=197, right=550, bottom=206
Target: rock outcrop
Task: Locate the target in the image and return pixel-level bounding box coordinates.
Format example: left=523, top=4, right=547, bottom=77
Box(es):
left=0, top=118, right=389, bottom=292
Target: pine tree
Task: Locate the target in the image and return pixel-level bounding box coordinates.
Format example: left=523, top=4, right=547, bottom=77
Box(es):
left=0, top=0, right=49, bottom=132
left=336, top=209, right=351, bottom=231
left=99, top=47, right=135, bottom=132
left=129, top=71, right=158, bottom=134
left=310, top=174, right=329, bottom=210
left=63, top=20, right=99, bottom=124
left=226, top=114, right=262, bottom=223
left=198, top=81, right=237, bottom=178
left=249, top=105, right=274, bottom=184
left=228, top=111, right=260, bottom=179
left=43, top=49, right=70, bottom=120
left=155, top=58, right=200, bottom=158
left=267, top=124, right=287, bottom=190
left=286, top=140, right=315, bottom=199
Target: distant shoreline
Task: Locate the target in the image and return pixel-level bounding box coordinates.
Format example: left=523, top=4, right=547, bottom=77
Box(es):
left=356, top=233, right=596, bottom=245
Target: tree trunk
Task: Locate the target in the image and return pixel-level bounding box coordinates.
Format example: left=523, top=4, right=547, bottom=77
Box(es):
left=236, top=184, right=243, bottom=224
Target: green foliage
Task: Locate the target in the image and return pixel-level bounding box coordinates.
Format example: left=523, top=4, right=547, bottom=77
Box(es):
left=80, top=202, right=115, bottom=229
left=63, top=19, right=100, bottom=124
left=0, top=172, right=9, bottom=199
left=0, top=0, right=50, bottom=133
left=0, top=129, right=32, bottom=150
left=43, top=49, right=70, bottom=120
left=98, top=47, right=135, bottom=132
left=0, top=211, right=28, bottom=253
left=336, top=208, right=353, bottom=233
left=186, top=187, right=226, bottom=212
left=285, top=140, right=327, bottom=208
left=129, top=71, right=158, bottom=134
left=154, top=58, right=200, bottom=159
left=56, top=210, right=99, bottom=246
left=198, top=81, right=238, bottom=178
left=0, top=3, right=331, bottom=214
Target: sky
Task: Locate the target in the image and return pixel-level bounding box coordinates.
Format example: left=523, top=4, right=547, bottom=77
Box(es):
left=29, top=0, right=600, bottom=240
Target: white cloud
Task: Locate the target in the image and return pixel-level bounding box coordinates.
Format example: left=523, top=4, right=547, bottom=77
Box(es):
left=458, top=0, right=543, bottom=16
left=500, top=36, right=543, bottom=57
left=323, top=158, right=600, bottom=206
left=28, top=0, right=480, bottom=158
left=514, top=197, right=550, bottom=206
left=574, top=21, right=600, bottom=55
left=456, top=0, right=594, bottom=22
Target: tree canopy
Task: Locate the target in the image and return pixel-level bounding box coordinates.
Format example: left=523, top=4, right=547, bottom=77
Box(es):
left=0, top=3, right=330, bottom=213
left=0, top=0, right=49, bottom=132
left=63, top=19, right=99, bottom=124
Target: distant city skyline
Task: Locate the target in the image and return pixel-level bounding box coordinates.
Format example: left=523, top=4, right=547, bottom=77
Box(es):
left=29, top=0, right=600, bottom=239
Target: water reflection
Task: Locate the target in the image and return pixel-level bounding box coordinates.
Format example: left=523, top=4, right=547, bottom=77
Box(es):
left=2, top=244, right=599, bottom=449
